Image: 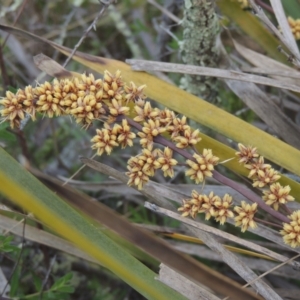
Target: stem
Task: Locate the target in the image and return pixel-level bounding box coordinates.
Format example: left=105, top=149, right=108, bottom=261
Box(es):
left=254, top=217, right=282, bottom=229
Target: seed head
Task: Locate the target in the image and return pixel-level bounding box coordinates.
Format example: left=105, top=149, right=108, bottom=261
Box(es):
left=178, top=199, right=194, bottom=218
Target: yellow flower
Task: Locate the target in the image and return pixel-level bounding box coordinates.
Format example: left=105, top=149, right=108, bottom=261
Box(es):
left=186, top=150, right=219, bottom=183
left=115, top=119, right=136, bottom=148
left=234, top=201, right=257, bottom=232
left=90, top=124, right=119, bottom=155
left=263, top=183, right=294, bottom=210
left=173, top=127, right=201, bottom=148
left=0, top=90, right=26, bottom=128
left=281, top=210, right=300, bottom=248
left=156, top=147, right=178, bottom=178
left=287, top=16, right=300, bottom=40
left=214, top=194, right=234, bottom=225
left=235, top=143, right=259, bottom=164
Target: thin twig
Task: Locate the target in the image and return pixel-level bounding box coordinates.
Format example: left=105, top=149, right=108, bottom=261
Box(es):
left=243, top=253, right=300, bottom=288
left=62, top=153, right=97, bottom=186
left=62, top=0, right=115, bottom=68
left=147, top=0, right=181, bottom=23
left=1, top=0, right=29, bottom=48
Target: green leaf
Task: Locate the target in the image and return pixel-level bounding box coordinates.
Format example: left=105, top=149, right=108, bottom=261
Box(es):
left=51, top=273, right=73, bottom=290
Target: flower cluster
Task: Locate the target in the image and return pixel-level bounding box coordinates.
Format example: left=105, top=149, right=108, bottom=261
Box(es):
left=178, top=189, right=258, bottom=231
left=126, top=147, right=178, bottom=190
left=185, top=150, right=219, bottom=184
left=1, top=70, right=219, bottom=191
left=0, top=71, right=143, bottom=129
left=236, top=143, right=300, bottom=247
left=178, top=191, right=234, bottom=224
left=236, top=143, right=294, bottom=210
left=287, top=16, right=300, bottom=40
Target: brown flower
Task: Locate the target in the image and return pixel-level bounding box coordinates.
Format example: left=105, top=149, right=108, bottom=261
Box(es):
left=234, top=201, right=257, bottom=232
left=245, top=156, right=271, bottom=179
left=126, top=156, right=149, bottom=190
left=103, top=70, right=123, bottom=101
left=142, top=119, right=166, bottom=137
left=108, top=98, right=129, bottom=117
left=70, top=94, right=105, bottom=126
left=280, top=210, right=300, bottom=248
left=263, top=183, right=294, bottom=210
left=158, top=108, right=175, bottom=126
left=137, top=131, right=153, bottom=149
left=168, top=116, right=188, bottom=138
